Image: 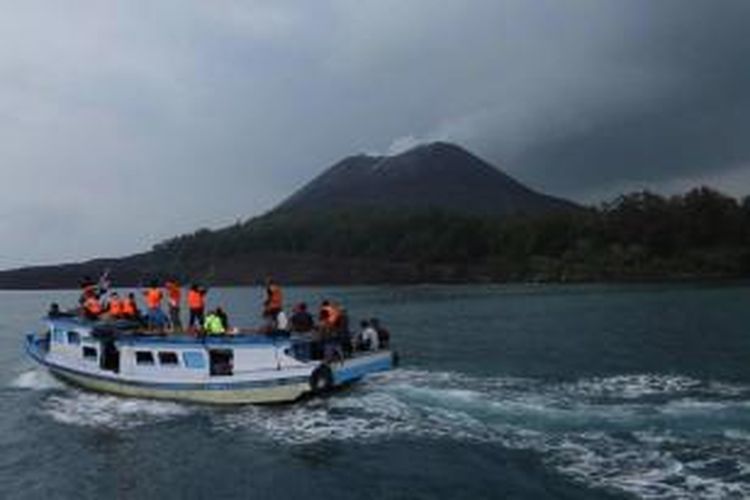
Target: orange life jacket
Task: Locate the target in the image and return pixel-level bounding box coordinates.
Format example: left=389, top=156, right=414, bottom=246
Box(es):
left=122, top=298, right=136, bottom=317
left=84, top=296, right=102, bottom=316
left=145, top=288, right=163, bottom=309
left=267, top=284, right=283, bottom=310
left=108, top=298, right=123, bottom=316
left=188, top=289, right=204, bottom=310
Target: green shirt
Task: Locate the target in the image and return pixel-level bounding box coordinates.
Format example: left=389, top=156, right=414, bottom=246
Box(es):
left=204, top=314, right=225, bottom=334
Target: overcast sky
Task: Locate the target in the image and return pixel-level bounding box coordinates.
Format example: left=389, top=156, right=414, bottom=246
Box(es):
left=1, top=0, right=749, bottom=267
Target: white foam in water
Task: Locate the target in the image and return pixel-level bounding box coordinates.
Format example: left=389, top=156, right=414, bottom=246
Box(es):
left=564, top=374, right=704, bottom=399
left=17, top=365, right=750, bottom=498
left=9, top=369, right=65, bottom=390
left=213, top=369, right=750, bottom=499
left=42, top=392, right=192, bottom=430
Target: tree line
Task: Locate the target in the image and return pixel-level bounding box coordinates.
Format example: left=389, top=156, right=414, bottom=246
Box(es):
left=150, top=186, right=750, bottom=282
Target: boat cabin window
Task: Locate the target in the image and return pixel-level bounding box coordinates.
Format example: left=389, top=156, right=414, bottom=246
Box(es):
left=82, top=346, right=97, bottom=360
left=67, top=331, right=80, bottom=345
left=135, top=351, right=155, bottom=366
left=183, top=351, right=206, bottom=369
left=158, top=351, right=179, bottom=367
left=209, top=349, right=233, bottom=376
left=53, top=329, right=65, bottom=344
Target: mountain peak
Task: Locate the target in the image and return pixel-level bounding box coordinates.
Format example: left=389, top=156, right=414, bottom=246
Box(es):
left=276, top=142, right=578, bottom=216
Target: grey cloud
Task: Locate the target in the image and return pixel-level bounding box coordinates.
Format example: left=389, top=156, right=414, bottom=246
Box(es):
left=0, top=0, right=748, bottom=266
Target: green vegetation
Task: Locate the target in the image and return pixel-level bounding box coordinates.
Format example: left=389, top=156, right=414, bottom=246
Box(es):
left=148, top=186, right=750, bottom=283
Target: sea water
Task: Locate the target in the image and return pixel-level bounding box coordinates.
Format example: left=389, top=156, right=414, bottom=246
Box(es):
left=2, top=284, right=750, bottom=499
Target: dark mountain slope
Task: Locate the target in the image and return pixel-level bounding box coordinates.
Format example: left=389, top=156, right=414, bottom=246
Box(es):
left=276, top=142, right=579, bottom=216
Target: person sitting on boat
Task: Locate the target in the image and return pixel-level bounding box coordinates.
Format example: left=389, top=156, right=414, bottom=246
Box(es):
left=318, top=300, right=341, bottom=336
left=204, top=309, right=226, bottom=335
left=105, top=291, right=123, bottom=319
left=358, top=320, right=379, bottom=351
left=82, top=289, right=103, bottom=321
left=187, top=284, right=206, bottom=332
left=47, top=302, right=74, bottom=318
left=263, top=277, right=283, bottom=320
left=370, top=318, right=390, bottom=349
left=165, top=279, right=183, bottom=332
left=121, top=292, right=142, bottom=323
left=290, top=302, right=314, bottom=333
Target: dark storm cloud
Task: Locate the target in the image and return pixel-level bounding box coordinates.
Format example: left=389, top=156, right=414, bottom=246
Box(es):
left=0, top=0, right=748, bottom=266
left=501, top=0, right=750, bottom=197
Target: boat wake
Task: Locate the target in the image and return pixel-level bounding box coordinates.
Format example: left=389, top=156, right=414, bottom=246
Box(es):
left=216, top=370, right=750, bottom=499
left=13, top=367, right=750, bottom=498
left=42, top=392, right=191, bottom=430
left=9, top=369, right=64, bottom=391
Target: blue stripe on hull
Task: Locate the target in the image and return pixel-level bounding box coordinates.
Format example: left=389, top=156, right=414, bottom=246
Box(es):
left=333, top=355, right=392, bottom=385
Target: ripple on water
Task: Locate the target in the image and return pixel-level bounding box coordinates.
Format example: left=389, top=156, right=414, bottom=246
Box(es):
left=11, top=367, right=750, bottom=499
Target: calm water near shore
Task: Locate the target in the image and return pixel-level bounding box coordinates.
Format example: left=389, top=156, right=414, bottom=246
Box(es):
left=2, top=283, right=750, bottom=499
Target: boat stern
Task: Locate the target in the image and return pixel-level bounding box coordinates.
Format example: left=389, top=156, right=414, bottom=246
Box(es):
left=331, top=350, right=394, bottom=386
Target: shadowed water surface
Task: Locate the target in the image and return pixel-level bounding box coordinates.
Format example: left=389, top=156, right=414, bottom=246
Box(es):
left=3, top=284, right=750, bottom=499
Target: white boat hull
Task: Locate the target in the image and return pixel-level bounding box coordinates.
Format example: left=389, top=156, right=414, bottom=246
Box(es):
left=26, top=328, right=395, bottom=405
left=49, top=367, right=311, bottom=404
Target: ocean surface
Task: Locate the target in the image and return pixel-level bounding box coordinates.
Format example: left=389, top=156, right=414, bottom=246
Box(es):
left=2, top=284, right=750, bottom=499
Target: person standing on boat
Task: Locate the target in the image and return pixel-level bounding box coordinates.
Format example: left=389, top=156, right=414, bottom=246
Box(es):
left=263, top=277, right=283, bottom=320
left=165, top=279, right=183, bottom=332
left=82, top=289, right=102, bottom=320
left=143, top=281, right=167, bottom=331
left=78, top=276, right=97, bottom=306
left=187, top=284, right=206, bottom=332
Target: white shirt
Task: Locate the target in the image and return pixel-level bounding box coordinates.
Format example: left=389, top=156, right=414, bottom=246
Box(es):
left=361, top=326, right=379, bottom=350
left=276, top=310, right=289, bottom=331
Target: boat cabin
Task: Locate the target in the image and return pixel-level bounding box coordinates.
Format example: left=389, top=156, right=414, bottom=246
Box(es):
left=42, top=318, right=309, bottom=381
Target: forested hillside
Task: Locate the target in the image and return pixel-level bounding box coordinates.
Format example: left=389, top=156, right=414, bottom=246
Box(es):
left=146, top=186, right=750, bottom=283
